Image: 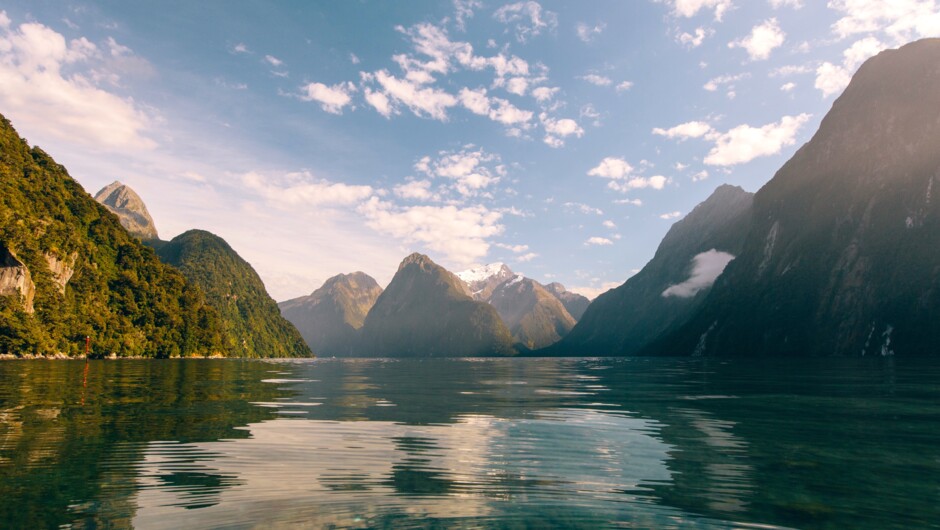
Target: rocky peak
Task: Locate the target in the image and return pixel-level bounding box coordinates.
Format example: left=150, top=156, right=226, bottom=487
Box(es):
left=94, top=181, right=159, bottom=240
left=457, top=262, right=516, bottom=301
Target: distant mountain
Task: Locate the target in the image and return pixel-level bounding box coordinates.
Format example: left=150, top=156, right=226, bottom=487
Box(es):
left=154, top=230, right=311, bottom=358
left=0, top=113, right=226, bottom=358
left=358, top=253, right=514, bottom=357
left=488, top=275, right=576, bottom=349
left=93, top=181, right=159, bottom=240
left=648, top=38, right=940, bottom=357
left=545, top=184, right=754, bottom=356
left=456, top=262, right=515, bottom=300
left=544, top=283, right=590, bottom=321
left=279, top=272, right=382, bottom=357
left=457, top=263, right=580, bottom=348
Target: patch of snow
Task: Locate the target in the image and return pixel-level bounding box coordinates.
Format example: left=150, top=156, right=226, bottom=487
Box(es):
left=456, top=262, right=510, bottom=283
left=506, top=274, right=524, bottom=286
left=758, top=221, right=780, bottom=276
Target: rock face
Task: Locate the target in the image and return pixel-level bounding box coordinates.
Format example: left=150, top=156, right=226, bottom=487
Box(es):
left=649, top=38, right=940, bottom=357
left=0, top=244, right=35, bottom=313
left=94, top=181, right=159, bottom=240
left=545, top=184, right=754, bottom=356
left=154, top=230, right=311, bottom=358
left=456, top=262, right=515, bottom=300
left=358, top=253, right=514, bottom=357
left=0, top=113, right=226, bottom=357
left=544, top=283, right=590, bottom=321
left=488, top=275, right=576, bottom=349
left=279, top=272, right=382, bottom=357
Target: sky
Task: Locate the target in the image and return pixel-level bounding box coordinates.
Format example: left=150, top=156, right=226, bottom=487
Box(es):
left=1, top=1, right=939, bottom=300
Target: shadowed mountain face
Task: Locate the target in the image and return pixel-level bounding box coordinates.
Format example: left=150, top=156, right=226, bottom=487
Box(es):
left=279, top=272, right=383, bottom=357
left=93, top=182, right=159, bottom=241
left=545, top=184, right=754, bottom=357
left=488, top=276, right=576, bottom=349
left=544, top=283, right=590, bottom=321
left=0, top=114, right=225, bottom=358
left=154, top=230, right=311, bottom=358
left=649, top=38, right=940, bottom=357
left=457, top=263, right=581, bottom=348
left=358, top=253, right=514, bottom=357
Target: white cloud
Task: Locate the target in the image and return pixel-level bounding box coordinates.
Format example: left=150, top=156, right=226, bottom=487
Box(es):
left=607, top=175, right=668, bottom=193
left=691, top=170, right=709, bottom=181
left=652, top=120, right=714, bottom=140
left=703, top=72, right=749, bottom=92
left=349, top=52, right=360, bottom=64
left=0, top=18, right=155, bottom=151
left=231, top=42, right=249, bottom=54
left=363, top=87, right=395, bottom=117
left=659, top=211, right=682, bottom=220
left=515, top=252, right=538, bottom=262
left=814, top=36, right=886, bottom=97
left=770, top=0, right=803, bottom=7
left=677, top=27, right=709, bottom=47
left=780, top=81, right=796, bottom=91
left=541, top=113, right=584, bottom=148
left=770, top=64, right=811, bottom=76
left=666, top=0, right=733, bottom=21
left=585, top=236, right=613, bottom=246
left=616, top=81, right=634, bottom=92
left=369, top=69, right=458, bottom=120
left=531, top=86, right=559, bottom=102
left=564, top=202, right=604, bottom=215
left=579, top=73, right=612, bottom=86
left=453, top=0, right=482, bottom=31
left=458, top=87, right=533, bottom=127
left=568, top=281, right=622, bottom=300
left=729, top=18, right=785, bottom=60
left=299, top=81, right=356, bottom=114
left=264, top=54, right=283, bottom=67
left=576, top=22, right=605, bottom=42
left=243, top=171, right=374, bottom=208
left=704, top=113, right=811, bottom=166
left=493, top=1, right=558, bottom=42
left=602, top=220, right=617, bottom=229
left=394, top=179, right=439, bottom=201
left=662, top=249, right=735, bottom=297
left=358, top=196, right=503, bottom=267
left=580, top=104, right=602, bottom=127
left=506, top=76, right=528, bottom=95
left=614, top=198, right=643, bottom=206
left=828, top=0, right=940, bottom=43
left=495, top=243, right=530, bottom=253
left=416, top=146, right=504, bottom=197
left=588, top=157, right=634, bottom=179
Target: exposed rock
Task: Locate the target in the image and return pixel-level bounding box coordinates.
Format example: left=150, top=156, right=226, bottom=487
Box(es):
left=279, top=272, right=383, bottom=356
left=545, top=184, right=754, bottom=357
left=94, top=181, right=159, bottom=240
left=649, top=38, right=940, bottom=357
left=488, top=276, right=576, bottom=349
left=544, top=282, right=591, bottom=321
left=44, top=252, right=77, bottom=295
left=0, top=244, right=35, bottom=313
left=358, top=253, right=514, bottom=357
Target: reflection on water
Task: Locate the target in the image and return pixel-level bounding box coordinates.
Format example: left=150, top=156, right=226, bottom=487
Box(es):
left=1, top=358, right=939, bottom=529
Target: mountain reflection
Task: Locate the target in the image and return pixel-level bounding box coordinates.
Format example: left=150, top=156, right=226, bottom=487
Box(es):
left=2, top=357, right=937, bottom=529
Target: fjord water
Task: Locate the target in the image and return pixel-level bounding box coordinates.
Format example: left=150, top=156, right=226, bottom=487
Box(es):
left=1, top=359, right=938, bottom=529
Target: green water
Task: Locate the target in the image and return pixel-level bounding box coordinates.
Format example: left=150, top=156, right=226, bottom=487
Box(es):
left=0, top=358, right=938, bottom=529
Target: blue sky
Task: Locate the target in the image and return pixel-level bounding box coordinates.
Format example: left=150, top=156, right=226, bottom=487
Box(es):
left=1, top=1, right=938, bottom=299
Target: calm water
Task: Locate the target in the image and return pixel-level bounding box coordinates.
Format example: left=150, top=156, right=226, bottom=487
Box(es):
left=0, top=358, right=938, bottom=529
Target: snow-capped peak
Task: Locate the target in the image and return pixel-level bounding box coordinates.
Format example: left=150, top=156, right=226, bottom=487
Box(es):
left=456, top=262, right=513, bottom=284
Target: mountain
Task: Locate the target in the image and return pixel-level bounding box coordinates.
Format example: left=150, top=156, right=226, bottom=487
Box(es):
left=457, top=263, right=580, bottom=348
left=488, top=275, right=576, bottom=349
left=0, top=113, right=226, bottom=358
left=648, top=38, right=940, bottom=357
left=545, top=184, right=754, bottom=356
left=93, top=181, right=159, bottom=240
left=544, top=283, right=590, bottom=321
left=154, top=230, right=311, bottom=358
left=279, top=272, right=382, bottom=356
left=358, top=253, right=514, bottom=357
left=456, top=262, right=515, bottom=300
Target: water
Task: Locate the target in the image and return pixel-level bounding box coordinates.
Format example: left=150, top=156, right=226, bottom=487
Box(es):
left=0, top=358, right=938, bottom=529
